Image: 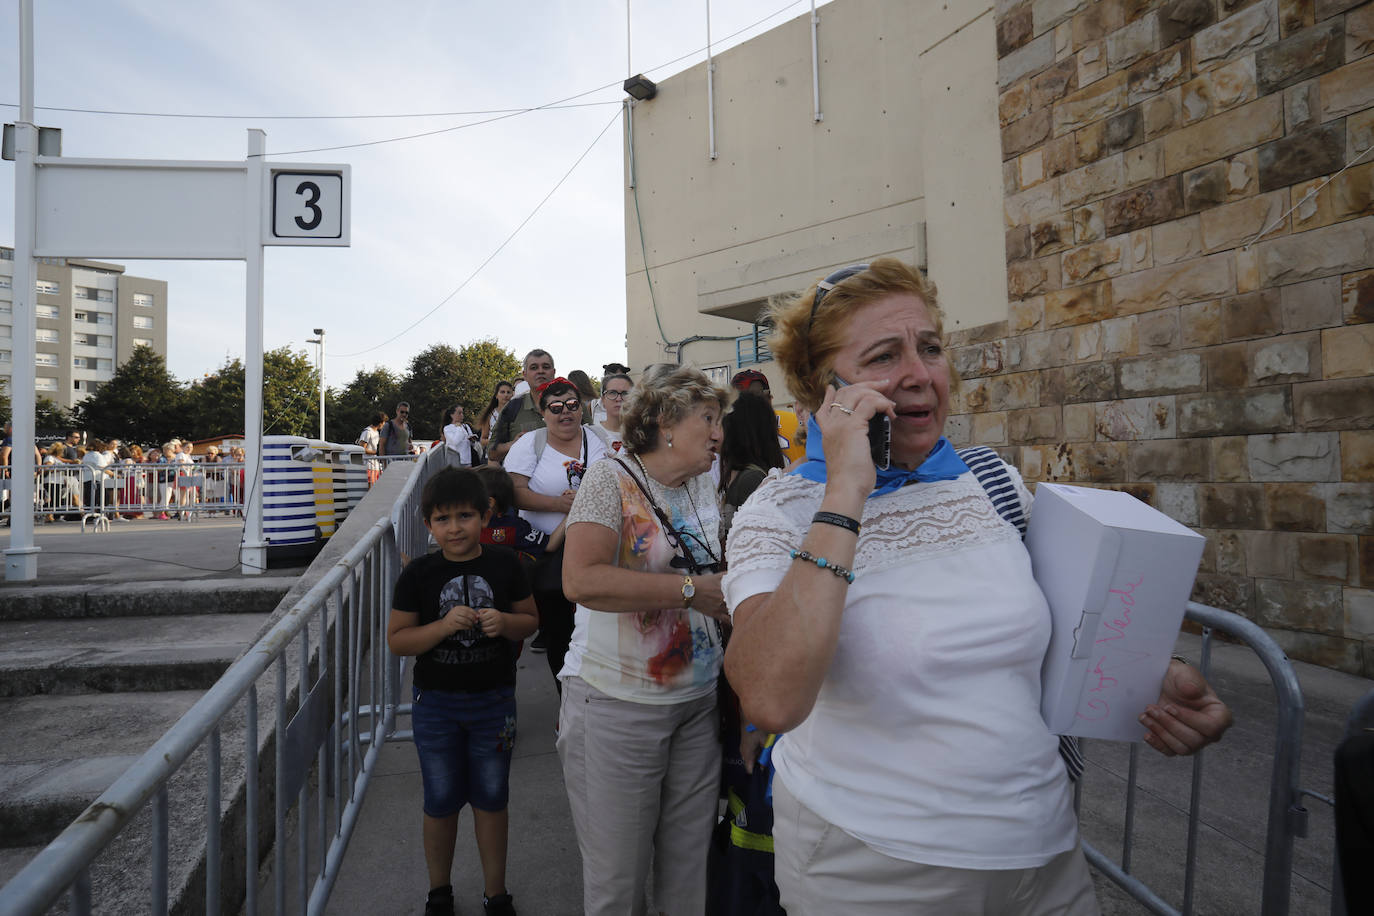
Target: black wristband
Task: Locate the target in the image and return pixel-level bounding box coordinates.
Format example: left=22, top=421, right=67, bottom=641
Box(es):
left=812, top=511, right=861, bottom=534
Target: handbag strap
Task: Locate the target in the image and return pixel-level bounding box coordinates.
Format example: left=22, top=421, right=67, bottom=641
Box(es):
left=613, top=456, right=717, bottom=574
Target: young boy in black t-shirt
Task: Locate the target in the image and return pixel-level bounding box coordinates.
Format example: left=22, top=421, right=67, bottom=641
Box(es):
left=388, top=468, right=538, bottom=916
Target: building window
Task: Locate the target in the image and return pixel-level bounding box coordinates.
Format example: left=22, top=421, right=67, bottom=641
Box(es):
left=0, top=303, right=12, bottom=314
left=133, top=337, right=154, bottom=348
left=75, top=286, right=96, bottom=300
left=35, top=279, right=59, bottom=295
left=132, top=315, right=154, bottom=330
left=132, top=292, right=154, bottom=308
left=96, top=358, right=113, bottom=371
left=74, top=310, right=87, bottom=322
left=0, top=276, right=11, bottom=289
left=0, top=350, right=11, bottom=362
left=36, top=304, right=59, bottom=320
left=97, top=289, right=113, bottom=302
left=35, top=352, right=57, bottom=367
left=36, top=328, right=59, bottom=343
left=36, top=376, right=58, bottom=391
left=73, top=356, right=87, bottom=369
left=96, top=313, right=112, bottom=325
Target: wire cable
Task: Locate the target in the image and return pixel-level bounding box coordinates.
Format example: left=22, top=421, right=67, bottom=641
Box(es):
left=0, top=100, right=618, bottom=120
left=3, top=0, right=808, bottom=156
left=331, top=107, right=622, bottom=359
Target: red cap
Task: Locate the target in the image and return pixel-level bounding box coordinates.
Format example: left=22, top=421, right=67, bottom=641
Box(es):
left=731, top=369, right=769, bottom=390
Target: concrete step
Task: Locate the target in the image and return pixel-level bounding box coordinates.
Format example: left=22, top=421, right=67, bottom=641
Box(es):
left=0, top=613, right=271, bottom=698
left=0, top=577, right=292, bottom=622
left=0, top=691, right=206, bottom=848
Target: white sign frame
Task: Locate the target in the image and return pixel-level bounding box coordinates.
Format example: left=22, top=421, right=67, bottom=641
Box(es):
left=265, top=165, right=351, bottom=246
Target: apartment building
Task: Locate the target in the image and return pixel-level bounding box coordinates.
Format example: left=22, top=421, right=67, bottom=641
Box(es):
left=0, top=246, right=169, bottom=410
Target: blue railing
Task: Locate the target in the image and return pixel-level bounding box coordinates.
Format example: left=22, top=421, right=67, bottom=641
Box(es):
left=734, top=328, right=772, bottom=367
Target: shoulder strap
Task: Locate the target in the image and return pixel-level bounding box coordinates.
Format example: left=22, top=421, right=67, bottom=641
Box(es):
left=532, top=427, right=548, bottom=465
left=958, top=446, right=1083, bottom=780
left=612, top=457, right=717, bottom=573
left=957, top=446, right=1027, bottom=537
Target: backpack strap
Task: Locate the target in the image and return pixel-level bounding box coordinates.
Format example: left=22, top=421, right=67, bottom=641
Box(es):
left=956, top=446, right=1027, bottom=537
left=957, top=446, right=1083, bottom=781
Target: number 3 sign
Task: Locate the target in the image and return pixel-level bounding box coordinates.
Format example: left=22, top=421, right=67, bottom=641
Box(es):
left=268, top=168, right=349, bottom=245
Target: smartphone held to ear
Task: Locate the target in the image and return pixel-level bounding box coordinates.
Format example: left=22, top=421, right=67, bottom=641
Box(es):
left=831, top=376, right=891, bottom=471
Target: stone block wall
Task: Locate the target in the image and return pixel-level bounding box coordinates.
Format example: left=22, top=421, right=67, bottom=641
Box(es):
left=960, top=0, right=1374, bottom=675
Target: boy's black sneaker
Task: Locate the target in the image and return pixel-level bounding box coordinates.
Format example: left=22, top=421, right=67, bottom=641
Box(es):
left=483, top=892, right=517, bottom=916
left=529, top=632, right=547, bottom=653
left=425, top=885, right=456, bottom=916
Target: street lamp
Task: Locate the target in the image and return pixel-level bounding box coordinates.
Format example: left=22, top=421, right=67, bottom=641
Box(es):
left=306, top=327, right=325, bottom=440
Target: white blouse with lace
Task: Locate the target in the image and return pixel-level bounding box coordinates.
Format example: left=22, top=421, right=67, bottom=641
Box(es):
left=722, top=468, right=1079, bottom=870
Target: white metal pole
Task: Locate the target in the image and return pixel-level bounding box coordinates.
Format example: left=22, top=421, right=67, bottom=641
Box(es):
left=6, top=0, right=40, bottom=582
left=240, top=129, right=267, bottom=575
left=811, top=0, right=824, bottom=123
left=318, top=330, right=325, bottom=440
left=707, top=0, right=717, bottom=160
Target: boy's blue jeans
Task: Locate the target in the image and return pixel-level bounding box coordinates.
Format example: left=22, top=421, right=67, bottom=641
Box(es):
left=411, top=684, right=517, bottom=817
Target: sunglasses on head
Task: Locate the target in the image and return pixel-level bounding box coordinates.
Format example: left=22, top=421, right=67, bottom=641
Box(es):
left=544, top=398, right=580, bottom=415
left=807, top=263, right=870, bottom=336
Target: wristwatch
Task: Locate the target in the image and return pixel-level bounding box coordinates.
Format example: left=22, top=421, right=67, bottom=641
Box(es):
left=681, top=575, right=695, bottom=609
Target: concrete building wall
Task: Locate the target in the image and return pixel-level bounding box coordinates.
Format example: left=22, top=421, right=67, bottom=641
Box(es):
left=0, top=248, right=170, bottom=412
left=971, top=0, right=1374, bottom=675
left=624, top=0, right=1011, bottom=396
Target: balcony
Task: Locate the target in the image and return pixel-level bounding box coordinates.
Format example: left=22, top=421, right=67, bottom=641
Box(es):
left=734, top=326, right=772, bottom=368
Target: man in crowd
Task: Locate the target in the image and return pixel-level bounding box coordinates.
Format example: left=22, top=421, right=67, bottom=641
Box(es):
left=487, top=349, right=555, bottom=463
left=378, top=402, right=412, bottom=457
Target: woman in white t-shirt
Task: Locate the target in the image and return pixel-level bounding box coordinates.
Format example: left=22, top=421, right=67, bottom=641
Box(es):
left=440, top=404, right=477, bottom=466
left=722, top=260, right=1234, bottom=915
left=504, top=378, right=608, bottom=685
left=558, top=364, right=731, bottom=916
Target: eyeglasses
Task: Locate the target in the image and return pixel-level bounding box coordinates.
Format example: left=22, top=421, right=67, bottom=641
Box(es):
left=602, top=390, right=629, bottom=401
left=397, top=410, right=408, bottom=415
left=544, top=399, right=580, bottom=415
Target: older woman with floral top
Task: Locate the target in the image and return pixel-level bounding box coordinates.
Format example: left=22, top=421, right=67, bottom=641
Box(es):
left=560, top=363, right=732, bottom=916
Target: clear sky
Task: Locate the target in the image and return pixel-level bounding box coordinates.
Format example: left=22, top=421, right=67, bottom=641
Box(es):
left=1, top=0, right=831, bottom=389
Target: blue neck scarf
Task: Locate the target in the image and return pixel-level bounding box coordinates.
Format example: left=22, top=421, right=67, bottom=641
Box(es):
left=789, top=414, right=968, bottom=497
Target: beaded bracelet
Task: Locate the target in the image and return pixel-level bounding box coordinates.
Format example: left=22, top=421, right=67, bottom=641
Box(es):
left=812, top=511, right=861, bottom=534
left=789, top=548, right=856, bottom=584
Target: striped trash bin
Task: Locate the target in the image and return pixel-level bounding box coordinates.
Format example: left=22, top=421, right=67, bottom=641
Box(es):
left=262, top=435, right=318, bottom=562
left=330, top=446, right=351, bottom=530
left=307, top=440, right=339, bottom=539
left=340, top=445, right=368, bottom=515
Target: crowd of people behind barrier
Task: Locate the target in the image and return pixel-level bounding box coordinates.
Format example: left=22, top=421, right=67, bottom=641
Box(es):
left=0, top=430, right=251, bottom=522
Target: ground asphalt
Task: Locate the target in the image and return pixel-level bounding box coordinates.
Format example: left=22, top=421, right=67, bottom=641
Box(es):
left=3, top=516, right=1371, bottom=915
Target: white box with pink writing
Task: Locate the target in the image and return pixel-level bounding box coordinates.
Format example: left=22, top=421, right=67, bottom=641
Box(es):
left=1027, top=483, right=1206, bottom=742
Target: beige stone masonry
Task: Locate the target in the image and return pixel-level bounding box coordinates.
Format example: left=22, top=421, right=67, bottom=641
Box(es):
left=1290, top=161, right=1374, bottom=233
left=1192, top=0, right=1280, bottom=72
left=1162, top=95, right=1285, bottom=174
left=1199, top=190, right=1288, bottom=251
left=1109, top=250, right=1236, bottom=314
left=1180, top=55, right=1259, bottom=124
left=1322, top=323, right=1374, bottom=377
left=1054, top=70, right=1129, bottom=134
left=1253, top=215, right=1374, bottom=287
left=991, top=0, right=1374, bottom=673
left=1342, top=429, right=1374, bottom=480
left=1319, top=53, right=1374, bottom=119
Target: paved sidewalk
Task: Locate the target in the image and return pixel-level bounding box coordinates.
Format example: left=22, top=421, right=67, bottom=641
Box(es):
left=321, top=633, right=1371, bottom=916
left=319, top=655, right=583, bottom=916
left=0, top=517, right=300, bottom=585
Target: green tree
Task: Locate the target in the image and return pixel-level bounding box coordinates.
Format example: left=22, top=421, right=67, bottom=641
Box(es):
left=183, top=347, right=321, bottom=441
left=74, top=344, right=184, bottom=444
left=327, top=365, right=402, bottom=444
left=35, top=398, right=77, bottom=436
left=399, top=340, right=520, bottom=441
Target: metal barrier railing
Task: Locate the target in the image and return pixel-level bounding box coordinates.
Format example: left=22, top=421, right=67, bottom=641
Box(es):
left=1080, top=601, right=1306, bottom=916
left=0, top=514, right=402, bottom=916
left=1, top=463, right=250, bottom=524
left=389, top=445, right=461, bottom=564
